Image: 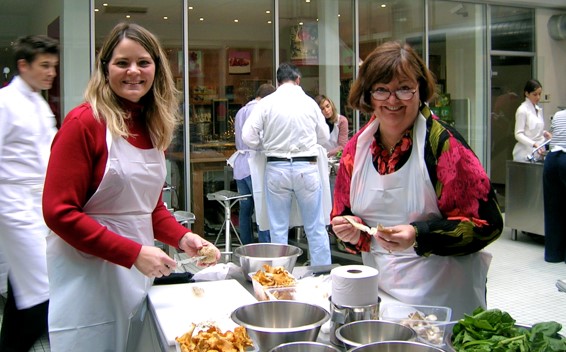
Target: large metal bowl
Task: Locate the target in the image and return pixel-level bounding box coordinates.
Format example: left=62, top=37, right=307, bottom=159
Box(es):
left=268, top=341, right=341, bottom=352
left=349, top=341, right=446, bottom=352
left=233, top=243, right=303, bottom=281
left=231, top=300, right=330, bottom=352
left=335, top=320, right=418, bottom=350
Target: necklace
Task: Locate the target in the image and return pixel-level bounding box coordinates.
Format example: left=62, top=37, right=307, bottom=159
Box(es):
left=388, top=145, right=396, bottom=155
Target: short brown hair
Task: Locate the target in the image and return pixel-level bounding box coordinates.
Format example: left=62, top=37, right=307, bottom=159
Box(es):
left=12, top=35, right=59, bottom=70
left=348, top=41, right=436, bottom=115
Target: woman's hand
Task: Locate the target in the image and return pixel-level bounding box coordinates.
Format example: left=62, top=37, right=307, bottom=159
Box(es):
left=134, top=245, right=177, bottom=278
left=331, top=216, right=362, bottom=245
left=178, top=232, right=221, bottom=267
left=374, top=224, right=416, bottom=253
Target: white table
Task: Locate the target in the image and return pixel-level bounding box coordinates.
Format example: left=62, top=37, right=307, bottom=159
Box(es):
left=140, top=267, right=401, bottom=352
left=141, top=279, right=257, bottom=352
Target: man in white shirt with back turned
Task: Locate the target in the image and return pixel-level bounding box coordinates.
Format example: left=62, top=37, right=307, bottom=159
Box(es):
left=242, top=62, right=332, bottom=266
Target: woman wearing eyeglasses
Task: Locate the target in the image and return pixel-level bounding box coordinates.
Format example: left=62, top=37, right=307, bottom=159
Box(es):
left=330, top=41, right=503, bottom=319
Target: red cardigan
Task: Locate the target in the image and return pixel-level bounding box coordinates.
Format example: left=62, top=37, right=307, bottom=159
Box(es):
left=43, top=102, right=188, bottom=268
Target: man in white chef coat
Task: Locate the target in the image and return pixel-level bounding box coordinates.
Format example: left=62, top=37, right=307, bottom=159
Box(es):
left=242, top=63, right=332, bottom=266
left=0, top=34, right=59, bottom=351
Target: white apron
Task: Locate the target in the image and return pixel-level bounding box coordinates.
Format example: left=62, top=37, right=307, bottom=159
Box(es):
left=248, top=145, right=331, bottom=231
left=351, top=114, right=491, bottom=320
left=46, top=130, right=165, bottom=352
left=322, top=121, right=340, bottom=151
left=0, top=84, right=56, bottom=309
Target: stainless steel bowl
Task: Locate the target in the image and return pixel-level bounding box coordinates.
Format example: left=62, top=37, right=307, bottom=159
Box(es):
left=268, top=341, right=341, bottom=352
left=335, top=320, right=417, bottom=349
left=348, top=341, right=446, bottom=352
left=231, top=300, right=330, bottom=352
left=233, top=243, right=303, bottom=281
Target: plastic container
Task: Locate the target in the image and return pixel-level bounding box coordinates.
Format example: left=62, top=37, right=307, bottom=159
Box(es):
left=250, top=273, right=296, bottom=301
left=380, top=304, right=452, bottom=346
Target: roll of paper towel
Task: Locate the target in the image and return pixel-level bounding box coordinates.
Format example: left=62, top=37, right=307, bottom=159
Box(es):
left=331, top=265, right=379, bottom=307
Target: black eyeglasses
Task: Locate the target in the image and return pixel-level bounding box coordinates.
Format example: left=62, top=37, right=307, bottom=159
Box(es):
left=370, top=88, right=417, bottom=101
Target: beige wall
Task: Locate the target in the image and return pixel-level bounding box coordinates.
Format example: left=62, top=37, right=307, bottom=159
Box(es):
left=536, top=9, right=566, bottom=123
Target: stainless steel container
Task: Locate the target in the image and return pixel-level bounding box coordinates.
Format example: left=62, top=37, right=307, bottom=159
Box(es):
left=233, top=243, right=302, bottom=281
left=231, top=300, right=330, bottom=352
left=349, top=340, right=446, bottom=352
left=329, top=296, right=381, bottom=346
left=268, top=341, right=341, bottom=352
left=335, top=320, right=417, bottom=350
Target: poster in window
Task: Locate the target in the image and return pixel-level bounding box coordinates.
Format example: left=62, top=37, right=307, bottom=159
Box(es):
left=228, top=50, right=251, bottom=74
left=189, top=50, right=203, bottom=77
left=290, top=23, right=318, bottom=65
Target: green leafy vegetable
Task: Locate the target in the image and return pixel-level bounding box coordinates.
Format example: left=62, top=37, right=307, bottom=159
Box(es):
left=451, top=308, right=566, bottom=351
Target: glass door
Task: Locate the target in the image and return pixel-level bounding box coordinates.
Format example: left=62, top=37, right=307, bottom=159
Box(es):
left=186, top=0, right=274, bottom=236
left=488, top=6, right=534, bottom=188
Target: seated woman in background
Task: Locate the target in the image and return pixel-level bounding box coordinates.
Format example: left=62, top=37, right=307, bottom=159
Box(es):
left=315, top=94, right=349, bottom=157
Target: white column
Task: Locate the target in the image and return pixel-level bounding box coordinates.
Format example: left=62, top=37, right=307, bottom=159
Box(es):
left=61, top=0, right=91, bottom=118
left=318, top=1, right=341, bottom=105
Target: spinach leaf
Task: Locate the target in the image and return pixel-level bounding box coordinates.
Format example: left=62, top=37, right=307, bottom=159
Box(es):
left=451, top=308, right=566, bottom=352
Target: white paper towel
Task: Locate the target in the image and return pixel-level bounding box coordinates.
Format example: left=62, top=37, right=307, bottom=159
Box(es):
left=331, top=265, right=379, bottom=307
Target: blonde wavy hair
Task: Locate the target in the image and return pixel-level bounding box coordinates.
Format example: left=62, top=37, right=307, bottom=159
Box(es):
left=314, top=94, right=339, bottom=124
left=84, top=22, right=180, bottom=150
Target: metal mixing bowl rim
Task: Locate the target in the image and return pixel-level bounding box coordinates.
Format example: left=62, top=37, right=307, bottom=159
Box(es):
left=233, top=243, right=303, bottom=259
left=349, top=340, right=445, bottom=351
left=230, top=301, right=330, bottom=333
left=335, top=320, right=418, bottom=348
left=268, top=341, right=341, bottom=352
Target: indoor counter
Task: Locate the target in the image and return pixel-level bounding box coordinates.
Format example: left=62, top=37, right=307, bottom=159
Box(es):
left=505, top=160, right=545, bottom=239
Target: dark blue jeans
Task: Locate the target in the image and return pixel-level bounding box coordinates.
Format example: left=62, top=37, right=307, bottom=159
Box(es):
left=543, top=151, right=566, bottom=263
left=236, top=176, right=270, bottom=244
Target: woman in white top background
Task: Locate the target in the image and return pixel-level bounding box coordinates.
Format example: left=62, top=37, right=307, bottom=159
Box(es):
left=513, top=79, right=547, bottom=161
left=315, top=94, right=349, bottom=157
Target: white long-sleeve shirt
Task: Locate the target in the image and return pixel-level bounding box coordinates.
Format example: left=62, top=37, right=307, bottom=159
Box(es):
left=242, top=82, right=329, bottom=157
left=0, top=75, right=56, bottom=184
left=513, top=98, right=545, bottom=161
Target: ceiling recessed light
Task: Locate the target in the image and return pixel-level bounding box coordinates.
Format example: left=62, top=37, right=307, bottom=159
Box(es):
left=102, top=3, right=108, bottom=6
left=381, top=4, right=387, bottom=8
left=94, top=8, right=99, bottom=12
left=266, top=10, right=270, bottom=14
left=299, top=21, right=304, bottom=25
left=189, top=6, right=193, bottom=10
left=234, top=19, right=239, bottom=23
left=163, top=16, right=168, bottom=20
left=126, top=15, right=131, bottom=18
left=306, top=0, right=310, bottom=2
left=199, top=17, right=204, bottom=21
left=267, top=20, right=272, bottom=24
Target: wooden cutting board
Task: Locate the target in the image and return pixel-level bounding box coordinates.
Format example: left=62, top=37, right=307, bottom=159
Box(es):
left=148, top=279, right=257, bottom=346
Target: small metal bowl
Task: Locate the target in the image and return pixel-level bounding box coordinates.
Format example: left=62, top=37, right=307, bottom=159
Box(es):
left=268, top=341, right=341, bottom=352
left=233, top=243, right=302, bottom=281
left=335, top=320, right=417, bottom=350
left=348, top=340, right=447, bottom=352
left=231, top=300, right=330, bottom=352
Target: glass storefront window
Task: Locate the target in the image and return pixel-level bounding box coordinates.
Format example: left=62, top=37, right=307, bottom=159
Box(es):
left=428, top=1, right=487, bottom=161
left=491, top=6, right=534, bottom=52
left=278, top=0, right=354, bottom=130
left=186, top=0, right=274, bottom=236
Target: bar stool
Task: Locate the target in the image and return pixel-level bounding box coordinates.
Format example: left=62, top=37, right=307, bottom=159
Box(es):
left=173, top=210, right=196, bottom=228
left=206, top=190, right=251, bottom=254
